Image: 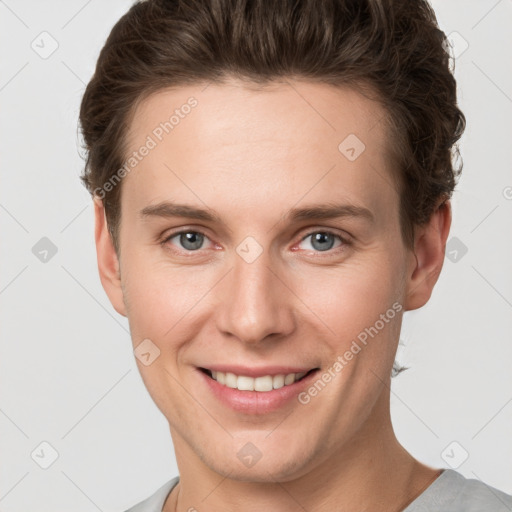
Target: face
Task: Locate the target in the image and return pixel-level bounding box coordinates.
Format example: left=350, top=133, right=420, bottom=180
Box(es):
left=95, top=79, right=445, bottom=483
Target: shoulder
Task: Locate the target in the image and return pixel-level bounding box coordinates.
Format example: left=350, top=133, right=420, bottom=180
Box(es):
left=449, top=471, right=512, bottom=511
left=404, top=469, right=512, bottom=512
left=123, top=476, right=179, bottom=512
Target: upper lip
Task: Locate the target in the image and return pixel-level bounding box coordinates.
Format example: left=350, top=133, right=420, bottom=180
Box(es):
left=199, top=365, right=319, bottom=378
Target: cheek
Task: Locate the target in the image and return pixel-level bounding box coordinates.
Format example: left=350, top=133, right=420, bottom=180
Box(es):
left=304, top=254, right=401, bottom=323
left=301, top=252, right=404, bottom=375
left=120, top=255, right=216, bottom=343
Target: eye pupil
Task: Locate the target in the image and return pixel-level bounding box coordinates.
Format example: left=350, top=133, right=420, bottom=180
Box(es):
left=180, top=232, right=203, bottom=250
left=311, top=232, right=335, bottom=251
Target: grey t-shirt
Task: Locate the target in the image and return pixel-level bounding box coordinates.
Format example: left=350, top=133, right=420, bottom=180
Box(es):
left=124, top=469, right=512, bottom=512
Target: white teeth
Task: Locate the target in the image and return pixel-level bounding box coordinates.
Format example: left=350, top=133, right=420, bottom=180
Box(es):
left=284, top=373, right=295, bottom=385
left=254, top=375, right=273, bottom=392
left=209, top=370, right=310, bottom=392
left=225, top=372, right=237, bottom=388
left=273, top=374, right=285, bottom=389
left=237, top=375, right=254, bottom=391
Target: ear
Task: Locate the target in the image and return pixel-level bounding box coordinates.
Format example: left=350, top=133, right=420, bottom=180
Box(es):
left=404, top=199, right=452, bottom=311
left=93, top=196, right=126, bottom=317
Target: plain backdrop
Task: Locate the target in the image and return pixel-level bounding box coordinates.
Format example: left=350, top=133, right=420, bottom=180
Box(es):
left=1, top=1, right=511, bottom=511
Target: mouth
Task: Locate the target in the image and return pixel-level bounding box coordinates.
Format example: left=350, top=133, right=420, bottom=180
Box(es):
left=197, top=365, right=322, bottom=414
left=199, top=367, right=319, bottom=392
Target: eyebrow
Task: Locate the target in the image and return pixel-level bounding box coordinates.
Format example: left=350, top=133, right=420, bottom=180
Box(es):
left=139, top=201, right=374, bottom=226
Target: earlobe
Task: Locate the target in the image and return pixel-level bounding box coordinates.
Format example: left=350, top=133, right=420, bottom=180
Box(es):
left=404, top=199, right=452, bottom=311
left=93, top=196, right=127, bottom=317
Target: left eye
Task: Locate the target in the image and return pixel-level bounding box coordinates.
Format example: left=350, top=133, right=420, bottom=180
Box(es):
left=298, top=231, right=345, bottom=252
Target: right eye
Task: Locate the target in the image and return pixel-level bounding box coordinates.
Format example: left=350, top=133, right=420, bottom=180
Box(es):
left=162, top=230, right=214, bottom=252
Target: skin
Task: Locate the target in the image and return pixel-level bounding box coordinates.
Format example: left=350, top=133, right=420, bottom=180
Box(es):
left=94, top=78, right=451, bottom=511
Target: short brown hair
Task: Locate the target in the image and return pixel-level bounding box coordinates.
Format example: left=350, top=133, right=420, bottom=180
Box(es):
left=79, top=0, right=465, bottom=256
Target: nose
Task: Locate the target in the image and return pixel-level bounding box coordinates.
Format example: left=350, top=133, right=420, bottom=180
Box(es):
left=215, top=245, right=296, bottom=346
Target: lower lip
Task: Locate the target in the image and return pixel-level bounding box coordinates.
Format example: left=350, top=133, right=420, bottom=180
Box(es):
left=197, top=368, right=320, bottom=415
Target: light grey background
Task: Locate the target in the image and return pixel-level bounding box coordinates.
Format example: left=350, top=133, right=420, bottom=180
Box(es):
left=1, top=1, right=511, bottom=510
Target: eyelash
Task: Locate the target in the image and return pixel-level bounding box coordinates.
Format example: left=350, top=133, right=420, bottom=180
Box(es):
left=160, top=228, right=351, bottom=257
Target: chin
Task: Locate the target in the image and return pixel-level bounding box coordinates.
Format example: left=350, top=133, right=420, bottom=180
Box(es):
left=210, top=461, right=310, bottom=484
left=199, top=440, right=317, bottom=483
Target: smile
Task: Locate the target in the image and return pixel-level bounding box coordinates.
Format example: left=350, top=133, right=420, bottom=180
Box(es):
left=200, top=368, right=317, bottom=392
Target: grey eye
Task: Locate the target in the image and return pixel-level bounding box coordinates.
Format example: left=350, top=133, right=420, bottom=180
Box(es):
left=178, top=231, right=205, bottom=251
left=299, top=232, right=343, bottom=252
left=308, top=232, right=337, bottom=251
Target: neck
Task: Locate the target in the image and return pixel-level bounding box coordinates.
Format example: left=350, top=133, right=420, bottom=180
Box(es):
left=164, top=392, right=440, bottom=512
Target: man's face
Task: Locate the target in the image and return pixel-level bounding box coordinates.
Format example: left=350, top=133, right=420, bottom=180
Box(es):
left=105, top=79, right=418, bottom=481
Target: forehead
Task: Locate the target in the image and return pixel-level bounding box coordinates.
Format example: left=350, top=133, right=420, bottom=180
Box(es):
left=122, top=79, right=399, bottom=225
